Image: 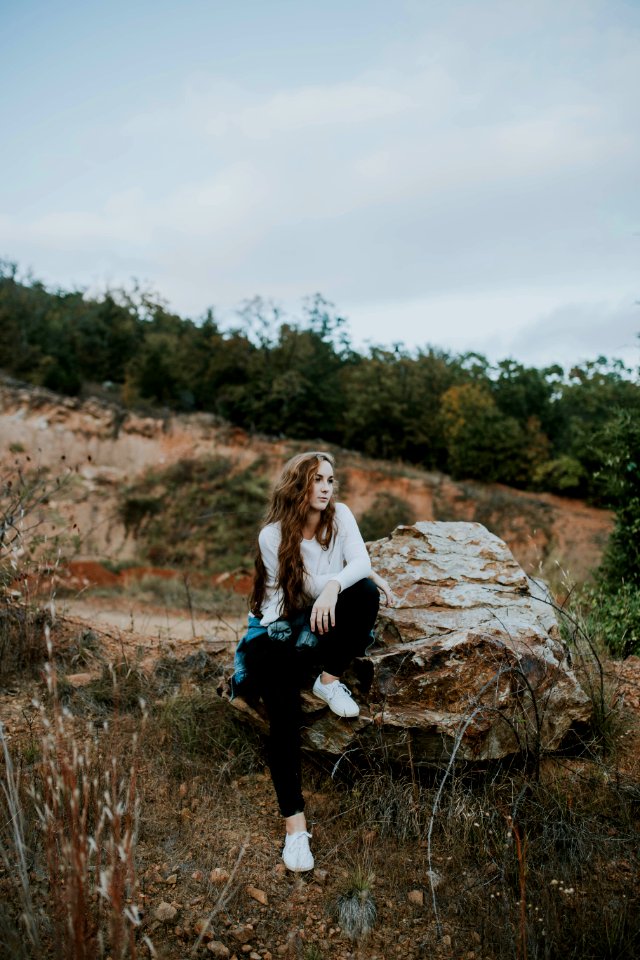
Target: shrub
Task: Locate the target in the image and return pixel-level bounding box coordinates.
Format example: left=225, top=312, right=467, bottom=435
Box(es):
left=156, top=690, right=264, bottom=780
left=533, top=455, right=586, bottom=495
left=577, top=582, right=640, bottom=659
left=0, top=647, right=151, bottom=959
left=118, top=456, right=269, bottom=570
left=358, top=492, right=415, bottom=542
left=0, top=460, right=72, bottom=677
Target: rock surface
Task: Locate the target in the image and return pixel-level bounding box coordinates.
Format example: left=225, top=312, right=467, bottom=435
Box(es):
left=230, top=522, right=591, bottom=763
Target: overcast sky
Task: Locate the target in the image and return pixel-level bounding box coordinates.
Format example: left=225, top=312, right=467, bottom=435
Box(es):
left=1, top=0, right=639, bottom=370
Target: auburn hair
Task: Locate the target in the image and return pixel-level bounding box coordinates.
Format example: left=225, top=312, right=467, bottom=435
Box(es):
left=250, top=451, right=338, bottom=618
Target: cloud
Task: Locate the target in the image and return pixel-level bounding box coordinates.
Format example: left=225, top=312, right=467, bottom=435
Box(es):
left=2, top=0, right=638, bottom=363
left=502, top=296, right=640, bottom=368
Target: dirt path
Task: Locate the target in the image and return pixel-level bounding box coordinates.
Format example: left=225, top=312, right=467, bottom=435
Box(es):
left=59, top=596, right=244, bottom=645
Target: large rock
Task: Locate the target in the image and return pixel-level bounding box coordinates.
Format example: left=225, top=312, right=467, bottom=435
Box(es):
left=231, top=522, right=591, bottom=763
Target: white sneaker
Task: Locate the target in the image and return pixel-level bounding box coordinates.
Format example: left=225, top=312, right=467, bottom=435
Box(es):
left=312, top=676, right=360, bottom=718
left=282, top=830, right=314, bottom=872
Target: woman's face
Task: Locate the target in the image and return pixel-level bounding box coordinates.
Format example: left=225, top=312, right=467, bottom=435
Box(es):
left=307, top=458, right=334, bottom=512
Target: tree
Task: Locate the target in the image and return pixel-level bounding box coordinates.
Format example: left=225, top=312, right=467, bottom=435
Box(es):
left=595, top=409, right=640, bottom=588
left=440, top=382, right=533, bottom=484
left=341, top=346, right=460, bottom=465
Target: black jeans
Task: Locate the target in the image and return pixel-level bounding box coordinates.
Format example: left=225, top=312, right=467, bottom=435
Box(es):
left=249, top=578, right=379, bottom=818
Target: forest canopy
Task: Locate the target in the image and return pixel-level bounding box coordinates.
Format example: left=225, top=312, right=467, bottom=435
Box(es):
left=2, top=260, right=639, bottom=505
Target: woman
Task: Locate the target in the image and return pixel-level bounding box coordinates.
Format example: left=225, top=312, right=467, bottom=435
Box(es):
left=234, top=450, right=392, bottom=872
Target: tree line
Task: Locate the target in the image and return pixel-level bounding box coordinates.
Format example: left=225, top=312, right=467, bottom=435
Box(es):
left=3, top=260, right=639, bottom=505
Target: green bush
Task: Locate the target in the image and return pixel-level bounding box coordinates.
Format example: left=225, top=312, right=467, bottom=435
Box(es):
left=157, top=691, right=263, bottom=779
left=118, top=455, right=269, bottom=571
left=358, top=492, right=415, bottom=542
left=580, top=582, right=640, bottom=659
left=533, top=455, right=586, bottom=495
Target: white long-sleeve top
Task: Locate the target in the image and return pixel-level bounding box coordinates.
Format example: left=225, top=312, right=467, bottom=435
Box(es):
left=257, top=502, right=372, bottom=625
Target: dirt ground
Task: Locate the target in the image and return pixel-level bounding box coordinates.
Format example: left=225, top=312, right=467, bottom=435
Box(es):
left=1, top=595, right=640, bottom=960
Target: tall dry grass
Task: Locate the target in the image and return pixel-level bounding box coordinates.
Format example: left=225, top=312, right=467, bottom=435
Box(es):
left=0, top=630, right=153, bottom=960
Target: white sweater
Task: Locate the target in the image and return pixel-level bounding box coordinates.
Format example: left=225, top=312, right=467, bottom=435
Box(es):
left=257, top=502, right=372, bottom=625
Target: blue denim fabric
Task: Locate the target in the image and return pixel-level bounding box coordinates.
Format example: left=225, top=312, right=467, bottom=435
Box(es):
left=230, top=612, right=318, bottom=700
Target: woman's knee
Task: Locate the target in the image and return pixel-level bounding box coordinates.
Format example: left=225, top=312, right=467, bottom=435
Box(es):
left=335, top=577, right=379, bottom=626
left=343, top=577, right=379, bottom=609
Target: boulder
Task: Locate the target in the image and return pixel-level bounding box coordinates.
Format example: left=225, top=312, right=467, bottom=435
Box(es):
left=230, top=522, right=591, bottom=762
left=314, top=521, right=591, bottom=761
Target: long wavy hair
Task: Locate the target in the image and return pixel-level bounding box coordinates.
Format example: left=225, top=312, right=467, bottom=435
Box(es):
left=250, top=451, right=338, bottom=617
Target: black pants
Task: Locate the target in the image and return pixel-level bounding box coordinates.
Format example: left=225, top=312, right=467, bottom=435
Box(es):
left=249, top=578, right=379, bottom=818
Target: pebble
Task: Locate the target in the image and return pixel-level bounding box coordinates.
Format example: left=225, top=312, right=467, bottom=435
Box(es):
left=206, top=943, right=230, bottom=959
left=195, top=918, right=214, bottom=940
left=408, top=889, right=424, bottom=906
left=165, top=873, right=178, bottom=885
left=314, top=868, right=328, bottom=885
left=154, top=901, right=178, bottom=922
left=210, top=868, right=230, bottom=885
left=246, top=884, right=268, bottom=906
left=65, top=672, right=94, bottom=686
left=231, top=926, right=254, bottom=944
left=191, top=870, right=203, bottom=882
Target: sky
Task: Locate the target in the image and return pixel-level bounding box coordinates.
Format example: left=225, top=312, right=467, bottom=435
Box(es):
left=1, top=0, right=639, bottom=370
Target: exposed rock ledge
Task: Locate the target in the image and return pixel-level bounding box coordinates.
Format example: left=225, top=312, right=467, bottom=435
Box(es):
left=229, top=522, right=591, bottom=763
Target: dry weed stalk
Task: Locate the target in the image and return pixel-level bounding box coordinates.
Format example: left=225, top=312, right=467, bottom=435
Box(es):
left=509, top=816, right=528, bottom=960
left=0, top=719, right=41, bottom=952
left=1, top=627, right=153, bottom=960
left=34, top=635, right=148, bottom=958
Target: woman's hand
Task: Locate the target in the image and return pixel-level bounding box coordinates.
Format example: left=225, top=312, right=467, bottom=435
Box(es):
left=370, top=570, right=398, bottom=607
left=310, top=580, right=341, bottom=634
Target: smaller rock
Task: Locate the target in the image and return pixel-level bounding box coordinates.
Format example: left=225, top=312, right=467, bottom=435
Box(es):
left=407, top=889, right=424, bottom=906
left=210, top=867, right=230, bottom=885
left=207, top=943, right=230, bottom=958
left=165, top=873, right=178, bottom=885
left=231, top=926, right=253, bottom=944
left=179, top=782, right=188, bottom=798
left=155, top=901, right=178, bottom=922
left=192, top=869, right=203, bottom=882
left=314, top=868, right=328, bottom=886
left=246, top=885, right=268, bottom=906
left=65, top=672, right=95, bottom=687
left=195, top=918, right=214, bottom=940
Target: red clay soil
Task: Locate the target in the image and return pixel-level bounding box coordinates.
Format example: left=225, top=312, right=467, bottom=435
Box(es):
left=58, top=561, right=254, bottom=596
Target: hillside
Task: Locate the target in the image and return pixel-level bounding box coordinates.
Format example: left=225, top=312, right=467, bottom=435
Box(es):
left=0, top=375, right=611, bottom=587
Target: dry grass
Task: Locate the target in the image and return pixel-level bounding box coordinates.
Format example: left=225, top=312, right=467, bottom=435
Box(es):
left=0, top=637, right=151, bottom=959
left=2, top=655, right=639, bottom=959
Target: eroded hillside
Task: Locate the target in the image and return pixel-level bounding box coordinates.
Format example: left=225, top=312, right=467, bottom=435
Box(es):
left=0, top=375, right=611, bottom=584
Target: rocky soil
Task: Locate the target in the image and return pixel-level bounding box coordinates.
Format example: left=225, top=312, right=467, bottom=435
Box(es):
left=1, top=600, right=639, bottom=960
